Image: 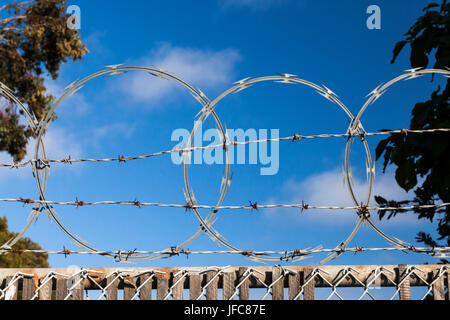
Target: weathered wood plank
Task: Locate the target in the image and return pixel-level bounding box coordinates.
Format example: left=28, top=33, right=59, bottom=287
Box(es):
left=123, top=277, right=137, bottom=300
left=157, top=277, right=169, bottom=300
left=223, top=272, right=236, bottom=300
left=138, top=274, right=152, bottom=300
left=38, top=277, right=53, bottom=300
left=288, top=271, right=301, bottom=300
left=272, top=267, right=284, bottom=300
left=66, top=274, right=84, bottom=300
left=446, top=274, right=449, bottom=300
left=172, top=272, right=184, bottom=300
left=72, top=278, right=84, bottom=300
left=55, top=277, right=68, bottom=300
left=22, top=276, right=35, bottom=300
left=398, top=264, right=411, bottom=300
left=189, top=273, right=201, bottom=300
left=106, top=275, right=119, bottom=300
left=4, top=276, right=18, bottom=300
left=206, top=270, right=219, bottom=300
left=303, top=268, right=315, bottom=300
left=432, top=272, right=445, bottom=300
left=238, top=267, right=249, bottom=300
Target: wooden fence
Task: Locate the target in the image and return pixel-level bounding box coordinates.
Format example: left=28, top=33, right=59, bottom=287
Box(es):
left=0, top=264, right=448, bottom=300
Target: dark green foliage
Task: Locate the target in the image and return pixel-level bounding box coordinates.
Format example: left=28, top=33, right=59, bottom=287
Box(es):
left=0, top=216, right=49, bottom=267
left=375, top=1, right=450, bottom=252
left=0, top=0, right=87, bottom=267
left=0, top=0, right=87, bottom=162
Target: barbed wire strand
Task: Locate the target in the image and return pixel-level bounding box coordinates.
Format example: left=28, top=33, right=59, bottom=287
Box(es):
left=0, top=197, right=448, bottom=212
left=1, top=246, right=448, bottom=257
left=0, top=127, right=448, bottom=169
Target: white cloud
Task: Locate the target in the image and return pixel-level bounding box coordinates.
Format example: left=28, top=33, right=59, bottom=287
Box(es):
left=0, top=126, right=83, bottom=182
left=117, top=43, right=241, bottom=106
left=87, top=121, right=138, bottom=151
left=264, top=168, right=427, bottom=227
left=34, top=127, right=83, bottom=161
left=44, top=79, right=90, bottom=117
left=83, top=31, right=110, bottom=56
left=91, top=122, right=136, bottom=141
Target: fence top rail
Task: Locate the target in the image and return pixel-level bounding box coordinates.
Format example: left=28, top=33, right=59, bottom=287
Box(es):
left=0, top=264, right=445, bottom=275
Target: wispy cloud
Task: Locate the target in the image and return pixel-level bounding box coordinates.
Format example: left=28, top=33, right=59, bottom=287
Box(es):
left=91, top=122, right=136, bottom=141
left=44, top=78, right=90, bottom=117
left=83, top=31, right=110, bottom=56
left=0, top=126, right=83, bottom=183
left=116, top=43, right=241, bottom=107
left=263, top=168, right=426, bottom=227
left=35, top=127, right=83, bottom=161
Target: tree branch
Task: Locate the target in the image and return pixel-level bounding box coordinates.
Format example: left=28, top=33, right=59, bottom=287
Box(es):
left=0, top=0, right=33, bottom=12
left=0, top=27, right=21, bottom=33
left=0, top=16, right=26, bottom=26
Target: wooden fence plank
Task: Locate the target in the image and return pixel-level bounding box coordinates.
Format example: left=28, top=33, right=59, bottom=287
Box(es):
left=106, top=275, right=119, bottom=300
left=303, top=268, right=315, bottom=300
left=72, top=279, right=84, bottom=300
left=157, top=277, right=169, bottom=300
left=38, top=277, right=53, bottom=300
left=446, top=274, right=449, bottom=300
left=223, top=272, right=236, bottom=300
left=288, top=272, right=301, bottom=300
left=272, top=267, right=284, bottom=300
left=22, top=276, right=35, bottom=300
left=66, top=274, right=84, bottom=300
left=55, top=277, right=68, bottom=300
left=432, top=272, right=445, bottom=300
left=4, top=276, right=18, bottom=300
left=398, top=264, right=411, bottom=300
left=172, top=272, right=184, bottom=300
left=123, top=277, right=137, bottom=300
left=138, top=274, right=152, bottom=300
left=189, top=273, right=201, bottom=300
left=205, top=270, right=219, bottom=300
left=238, top=267, right=249, bottom=300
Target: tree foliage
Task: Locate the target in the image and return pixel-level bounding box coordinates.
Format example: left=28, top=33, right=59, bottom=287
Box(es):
left=0, top=216, right=49, bottom=267
left=375, top=1, right=449, bottom=250
left=0, top=0, right=87, bottom=162
left=0, top=0, right=87, bottom=268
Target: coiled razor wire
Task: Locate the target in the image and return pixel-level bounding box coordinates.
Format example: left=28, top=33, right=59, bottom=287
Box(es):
left=0, top=66, right=449, bottom=263
left=0, top=65, right=227, bottom=262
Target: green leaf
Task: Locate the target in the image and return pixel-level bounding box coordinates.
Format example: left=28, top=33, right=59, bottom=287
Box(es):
left=410, top=37, right=429, bottom=67
left=382, top=146, right=393, bottom=173
left=391, top=40, right=407, bottom=64
left=423, top=2, right=440, bottom=11
left=375, top=138, right=390, bottom=160
left=374, top=195, right=388, bottom=205
left=395, top=159, right=418, bottom=191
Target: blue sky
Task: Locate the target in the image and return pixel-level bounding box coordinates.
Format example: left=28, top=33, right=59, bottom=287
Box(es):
left=1, top=0, right=448, bottom=271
